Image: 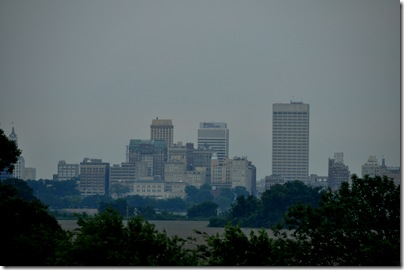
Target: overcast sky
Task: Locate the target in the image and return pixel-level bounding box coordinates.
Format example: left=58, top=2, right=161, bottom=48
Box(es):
left=0, top=0, right=400, bottom=180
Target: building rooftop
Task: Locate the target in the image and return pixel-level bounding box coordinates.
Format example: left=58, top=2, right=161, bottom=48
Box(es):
left=151, top=118, right=173, bottom=127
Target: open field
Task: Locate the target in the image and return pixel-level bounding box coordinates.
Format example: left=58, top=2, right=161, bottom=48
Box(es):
left=58, top=219, right=279, bottom=248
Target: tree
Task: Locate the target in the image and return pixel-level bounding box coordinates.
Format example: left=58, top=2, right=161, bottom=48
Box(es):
left=0, top=179, right=68, bottom=266
left=281, top=175, right=400, bottom=266
left=260, top=180, right=322, bottom=226
left=187, top=201, right=218, bottom=219
left=0, top=128, right=21, bottom=173
left=196, top=224, right=280, bottom=266
left=65, top=208, right=197, bottom=266
left=110, top=183, right=130, bottom=198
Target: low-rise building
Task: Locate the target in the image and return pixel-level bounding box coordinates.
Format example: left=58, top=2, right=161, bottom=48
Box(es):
left=57, top=160, right=80, bottom=181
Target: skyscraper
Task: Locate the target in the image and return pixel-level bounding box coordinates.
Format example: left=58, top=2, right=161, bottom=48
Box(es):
left=272, top=102, right=310, bottom=183
left=150, top=118, right=174, bottom=148
left=197, top=122, right=229, bottom=162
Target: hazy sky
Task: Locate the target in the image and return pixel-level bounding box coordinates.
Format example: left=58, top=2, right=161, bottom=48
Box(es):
left=0, top=0, right=400, bottom=180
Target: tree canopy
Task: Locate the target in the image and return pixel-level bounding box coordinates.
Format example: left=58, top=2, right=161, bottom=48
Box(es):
left=0, top=128, right=21, bottom=173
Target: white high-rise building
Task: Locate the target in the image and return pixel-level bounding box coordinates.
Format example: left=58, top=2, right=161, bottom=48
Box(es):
left=197, top=122, right=229, bottom=162
left=272, top=102, right=310, bottom=183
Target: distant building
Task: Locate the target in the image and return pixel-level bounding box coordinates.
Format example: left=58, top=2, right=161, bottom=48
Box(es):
left=23, top=167, right=36, bottom=180
left=12, top=156, right=25, bottom=180
left=164, top=159, right=186, bottom=182
left=7, top=127, right=25, bottom=179
left=362, top=156, right=400, bottom=186
left=79, top=158, right=110, bottom=196
left=211, top=155, right=256, bottom=195
left=328, top=152, right=350, bottom=190
left=127, top=139, right=167, bottom=179
left=109, top=162, right=136, bottom=196
left=198, top=122, right=229, bottom=162
left=132, top=180, right=186, bottom=199
left=272, top=102, right=310, bottom=183
left=308, top=174, right=328, bottom=189
left=264, top=175, right=285, bottom=190
left=169, top=142, right=195, bottom=170
left=361, top=156, right=380, bottom=178
left=184, top=167, right=207, bottom=188
left=150, top=118, right=174, bottom=148
left=193, top=146, right=214, bottom=184
left=57, top=160, right=80, bottom=181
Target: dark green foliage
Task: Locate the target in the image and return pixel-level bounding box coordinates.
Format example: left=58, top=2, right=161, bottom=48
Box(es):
left=187, top=201, right=218, bottom=219
left=63, top=208, right=198, bottom=266
left=185, top=184, right=213, bottom=205
left=281, top=175, right=400, bottom=266
left=197, top=224, right=279, bottom=266
left=26, top=179, right=81, bottom=208
left=0, top=129, right=21, bottom=173
left=0, top=179, right=68, bottom=266
left=209, top=180, right=323, bottom=227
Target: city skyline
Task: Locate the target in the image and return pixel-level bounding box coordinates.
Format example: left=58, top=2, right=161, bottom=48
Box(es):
left=0, top=0, right=400, bottom=180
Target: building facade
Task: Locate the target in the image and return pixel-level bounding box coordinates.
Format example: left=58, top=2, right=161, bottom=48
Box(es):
left=211, top=155, right=256, bottom=194
left=362, top=156, right=401, bottom=186
left=109, top=162, right=136, bottom=196
left=272, top=102, right=310, bottom=183
left=197, top=122, right=229, bottom=163
left=150, top=118, right=174, bottom=148
left=79, top=158, right=110, bottom=196
left=23, top=167, right=36, bottom=180
left=57, top=160, right=80, bottom=181
left=127, top=139, right=167, bottom=179
left=328, top=152, right=350, bottom=190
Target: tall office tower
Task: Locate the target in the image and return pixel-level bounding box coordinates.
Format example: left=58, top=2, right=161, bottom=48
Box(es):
left=150, top=118, right=174, bottom=148
left=197, top=122, right=229, bottom=162
left=272, top=102, right=310, bottom=183
left=328, top=152, right=350, bottom=190
left=57, top=160, right=80, bottom=180
left=79, top=158, right=110, bottom=196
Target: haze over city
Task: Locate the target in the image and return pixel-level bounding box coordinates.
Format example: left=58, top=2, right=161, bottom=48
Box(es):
left=0, top=0, right=400, bottom=180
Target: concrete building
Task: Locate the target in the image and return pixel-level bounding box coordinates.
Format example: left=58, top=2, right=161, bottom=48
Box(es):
left=168, top=142, right=195, bottom=170
left=132, top=180, right=186, bottom=199
left=361, top=156, right=380, bottom=178
left=127, top=139, right=167, bottom=179
left=7, top=127, right=25, bottom=179
left=57, top=160, right=80, bottom=181
left=272, top=102, right=310, bottom=183
left=211, top=155, right=256, bottom=194
left=23, top=167, right=36, bottom=180
left=308, top=174, right=328, bottom=189
left=150, top=118, right=174, bottom=148
left=328, top=152, right=350, bottom=190
left=12, top=156, right=25, bottom=180
left=264, top=175, right=285, bottom=190
left=184, top=167, right=207, bottom=188
left=198, top=122, right=229, bottom=163
left=362, top=156, right=401, bottom=186
left=194, top=146, right=214, bottom=184
left=164, top=159, right=186, bottom=182
left=79, top=158, right=110, bottom=196
left=109, top=162, right=136, bottom=196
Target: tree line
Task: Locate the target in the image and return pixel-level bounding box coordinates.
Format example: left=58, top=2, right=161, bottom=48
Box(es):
left=1, top=174, right=399, bottom=266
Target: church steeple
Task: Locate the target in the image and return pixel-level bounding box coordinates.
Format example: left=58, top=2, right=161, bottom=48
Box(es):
left=9, top=126, right=18, bottom=143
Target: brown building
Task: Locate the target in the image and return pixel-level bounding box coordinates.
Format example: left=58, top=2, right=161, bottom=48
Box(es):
left=150, top=118, right=174, bottom=148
